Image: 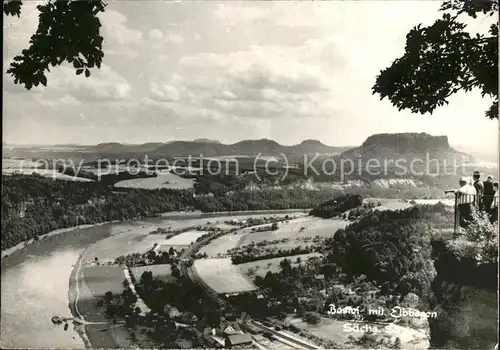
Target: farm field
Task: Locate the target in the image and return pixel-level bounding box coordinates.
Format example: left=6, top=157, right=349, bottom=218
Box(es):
left=198, top=233, right=246, bottom=257
left=193, top=258, right=257, bottom=294
left=75, top=266, right=126, bottom=325
left=237, top=217, right=348, bottom=247
left=83, top=266, right=126, bottom=298
left=113, top=173, right=195, bottom=189
left=239, top=253, right=322, bottom=278
left=163, top=230, right=208, bottom=245
left=130, top=264, right=173, bottom=283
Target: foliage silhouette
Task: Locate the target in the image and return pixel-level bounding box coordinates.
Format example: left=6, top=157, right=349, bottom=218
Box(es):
left=373, top=0, right=499, bottom=119
left=4, top=0, right=106, bottom=90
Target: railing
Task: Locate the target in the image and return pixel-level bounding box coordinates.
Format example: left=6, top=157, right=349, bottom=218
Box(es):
left=453, top=193, right=498, bottom=235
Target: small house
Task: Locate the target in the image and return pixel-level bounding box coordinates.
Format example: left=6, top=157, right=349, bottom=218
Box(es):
left=224, top=333, right=253, bottom=348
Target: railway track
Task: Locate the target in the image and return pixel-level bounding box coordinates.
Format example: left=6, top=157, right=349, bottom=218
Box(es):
left=248, top=320, right=320, bottom=350
left=179, top=228, right=321, bottom=349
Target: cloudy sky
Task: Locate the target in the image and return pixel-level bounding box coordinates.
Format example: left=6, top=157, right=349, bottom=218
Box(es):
left=3, top=1, right=497, bottom=153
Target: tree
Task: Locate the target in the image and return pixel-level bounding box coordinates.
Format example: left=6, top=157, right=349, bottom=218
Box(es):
left=373, top=0, right=499, bottom=119
left=303, top=311, right=321, bottom=325
left=4, top=0, right=107, bottom=90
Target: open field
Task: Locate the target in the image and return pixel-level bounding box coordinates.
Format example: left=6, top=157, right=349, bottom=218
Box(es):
left=84, top=226, right=158, bottom=262
left=413, top=198, right=454, bottom=207
left=2, top=168, right=94, bottom=181
left=238, top=217, right=349, bottom=247
left=288, top=317, right=429, bottom=349
left=198, top=215, right=341, bottom=257
left=79, top=213, right=308, bottom=262
left=83, top=266, right=126, bottom=297
left=72, top=265, right=126, bottom=325
left=239, top=253, right=322, bottom=278
left=363, top=197, right=412, bottom=211
left=135, top=213, right=303, bottom=232
left=130, top=264, right=173, bottom=283
left=2, top=158, right=43, bottom=168
left=113, top=173, right=195, bottom=189
left=198, top=233, right=246, bottom=257
left=163, top=230, right=208, bottom=245
left=193, top=258, right=257, bottom=294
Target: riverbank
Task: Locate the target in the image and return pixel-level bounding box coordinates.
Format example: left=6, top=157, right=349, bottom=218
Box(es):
left=2, top=209, right=312, bottom=259
left=68, top=245, right=93, bottom=348
left=68, top=244, right=132, bottom=348
left=1, top=222, right=114, bottom=259
left=160, top=208, right=312, bottom=218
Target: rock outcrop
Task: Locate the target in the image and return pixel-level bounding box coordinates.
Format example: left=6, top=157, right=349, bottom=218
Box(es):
left=362, top=133, right=451, bottom=153
left=428, top=239, right=498, bottom=349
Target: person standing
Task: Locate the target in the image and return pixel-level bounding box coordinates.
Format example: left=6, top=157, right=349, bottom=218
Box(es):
left=472, top=171, right=484, bottom=210
left=445, top=177, right=477, bottom=228
left=483, top=175, right=495, bottom=210
left=490, top=182, right=498, bottom=223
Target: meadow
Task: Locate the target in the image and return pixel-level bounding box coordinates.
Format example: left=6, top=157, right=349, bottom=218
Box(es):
left=198, top=233, right=246, bottom=257
left=113, top=173, right=195, bottom=189
left=193, top=258, right=257, bottom=294
left=237, top=217, right=349, bottom=247
left=163, top=230, right=208, bottom=245
left=83, top=266, right=126, bottom=298
left=239, top=253, right=322, bottom=277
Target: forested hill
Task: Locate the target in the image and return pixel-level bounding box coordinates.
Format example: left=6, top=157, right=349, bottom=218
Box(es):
left=324, top=203, right=454, bottom=297
left=1, top=175, right=194, bottom=249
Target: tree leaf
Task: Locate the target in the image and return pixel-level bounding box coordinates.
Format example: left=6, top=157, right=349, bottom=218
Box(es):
left=85, top=69, right=90, bottom=77
left=76, top=68, right=84, bottom=75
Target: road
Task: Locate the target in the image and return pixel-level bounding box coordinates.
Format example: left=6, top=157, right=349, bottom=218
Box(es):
left=178, top=228, right=320, bottom=350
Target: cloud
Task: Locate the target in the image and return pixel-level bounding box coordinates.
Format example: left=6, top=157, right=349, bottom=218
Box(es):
left=107, top=47, right=141, bottom=58
left=148, top=29, right=164, bottom=40
left=100, top=10, right=143, bottom=46
left=35, top=95, right=82, bottom=108
left=45, top=64, right=132, bottom=102
left=148, top=28, right=184, bottom=44
left=174, top=39, right=338, bottom=121
left=214, top=3, right=270, bottom=23
left=150, top=82, right=181, bottom=102
left=166, top=32, right=184, bottom=44
left=226, top=63, right=331, bottom=94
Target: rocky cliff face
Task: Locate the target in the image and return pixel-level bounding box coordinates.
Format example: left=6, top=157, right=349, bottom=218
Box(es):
left=428, top=239, right=498, bottom=349
left=362, top=133, right=451, bottom=153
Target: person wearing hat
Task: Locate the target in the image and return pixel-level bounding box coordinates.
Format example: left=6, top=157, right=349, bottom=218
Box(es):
left=472, top=171, right=484, bottom=210
left=483, top=175, right=495, bottom=210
